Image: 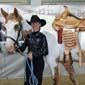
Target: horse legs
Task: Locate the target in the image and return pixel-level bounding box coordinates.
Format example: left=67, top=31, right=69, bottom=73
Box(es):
left=64, top=64, right=78, bottom=85
left=53, top=65, right=59, bottom=85
left=63, top=52, right=79, bottom=85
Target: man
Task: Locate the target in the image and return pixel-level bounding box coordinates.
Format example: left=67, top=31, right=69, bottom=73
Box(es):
left=17, top=15, right=48, bottom=85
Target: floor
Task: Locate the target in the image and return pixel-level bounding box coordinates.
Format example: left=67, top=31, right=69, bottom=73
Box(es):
left=0, top=74, right=85, bottom=85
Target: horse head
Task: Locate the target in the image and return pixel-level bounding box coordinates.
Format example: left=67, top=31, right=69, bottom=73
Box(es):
left=52, top=6, right=82, bottom=31
left=1, top=8, right=23, bottom=53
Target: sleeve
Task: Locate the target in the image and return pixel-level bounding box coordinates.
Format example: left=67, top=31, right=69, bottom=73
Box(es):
left=33, top=35, right=48, bottom=57
left=18, top=37, right=29, bottom=52
left=41, top=36, right=48, bottom=56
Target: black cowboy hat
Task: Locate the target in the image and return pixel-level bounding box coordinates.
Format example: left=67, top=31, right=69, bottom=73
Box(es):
left=26, top=15, right=46, bottom=27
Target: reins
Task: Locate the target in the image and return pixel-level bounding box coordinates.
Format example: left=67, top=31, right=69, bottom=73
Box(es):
left=16, top=45, right=38, bottom=85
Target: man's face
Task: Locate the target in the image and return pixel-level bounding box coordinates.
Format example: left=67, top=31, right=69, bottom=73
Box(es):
left=31, top=22, right=41, bottom=32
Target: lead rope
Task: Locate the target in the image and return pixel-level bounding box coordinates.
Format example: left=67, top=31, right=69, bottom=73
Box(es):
left=16, top=48, right=38, bottom=85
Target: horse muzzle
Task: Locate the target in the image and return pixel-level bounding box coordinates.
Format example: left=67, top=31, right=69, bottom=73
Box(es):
left=5, top=43, right=15, bottom=53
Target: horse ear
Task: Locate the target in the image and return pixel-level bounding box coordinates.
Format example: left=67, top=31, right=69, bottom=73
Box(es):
left=1, top=8, right=8, bottom=19
left=14, top=8, right=19, bottom=17
left=64, top=6, right=69, bottom=12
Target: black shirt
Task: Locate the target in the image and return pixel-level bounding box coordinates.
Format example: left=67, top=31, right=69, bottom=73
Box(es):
left=19, top=31, right=48, bottom=58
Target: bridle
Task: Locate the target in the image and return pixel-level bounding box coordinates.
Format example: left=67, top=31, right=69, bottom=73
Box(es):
left=6, top=22, right=23, bottom=46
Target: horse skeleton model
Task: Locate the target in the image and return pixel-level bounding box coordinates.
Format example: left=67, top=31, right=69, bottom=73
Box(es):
left=52, top=6, right=85, bottom=85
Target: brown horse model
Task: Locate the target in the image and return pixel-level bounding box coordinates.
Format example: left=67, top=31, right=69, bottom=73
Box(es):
left=52, top=6, right=85, bottom=85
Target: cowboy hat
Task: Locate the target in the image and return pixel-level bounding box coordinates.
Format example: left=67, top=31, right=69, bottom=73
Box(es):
left=26, top=15, right=46, bottom=27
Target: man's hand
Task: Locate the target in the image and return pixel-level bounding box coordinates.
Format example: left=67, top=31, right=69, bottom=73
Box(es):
left=28, top=52, right=33, bottom=60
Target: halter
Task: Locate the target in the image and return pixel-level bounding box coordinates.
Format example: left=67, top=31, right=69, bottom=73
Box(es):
left=6, top=22, right=23, bottom=46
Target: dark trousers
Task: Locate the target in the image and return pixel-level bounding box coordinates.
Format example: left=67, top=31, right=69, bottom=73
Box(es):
left=25, top=57, right=44, bottom=85
left=0, top=33, right=2, bottom=52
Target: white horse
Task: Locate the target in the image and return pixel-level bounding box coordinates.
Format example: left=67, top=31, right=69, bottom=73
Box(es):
left=1, top=8, right=32, bottom=53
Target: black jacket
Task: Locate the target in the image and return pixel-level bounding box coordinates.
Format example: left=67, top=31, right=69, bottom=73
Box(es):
left=19, top=31, right=48, bottom=58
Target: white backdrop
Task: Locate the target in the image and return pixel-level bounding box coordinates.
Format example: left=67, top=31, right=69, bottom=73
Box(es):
left=0, top=4, right=85, bottom=78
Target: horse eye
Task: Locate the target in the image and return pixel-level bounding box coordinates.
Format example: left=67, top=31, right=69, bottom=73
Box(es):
left=14, top=24, right=19, bottom=30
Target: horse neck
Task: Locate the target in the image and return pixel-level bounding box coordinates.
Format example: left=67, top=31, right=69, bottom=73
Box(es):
left=21, top=19, right=32, bottom=31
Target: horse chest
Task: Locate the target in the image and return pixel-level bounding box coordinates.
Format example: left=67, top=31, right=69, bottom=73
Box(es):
left=62, top=29, right=77, bottom=49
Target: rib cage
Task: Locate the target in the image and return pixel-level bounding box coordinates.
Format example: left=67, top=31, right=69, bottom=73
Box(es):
left=62, top=28, right=77, bottom=50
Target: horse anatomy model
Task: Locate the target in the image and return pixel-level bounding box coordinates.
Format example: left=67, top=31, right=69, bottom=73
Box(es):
left=52, top=6, right=85, bottom=85
left=1, top=8, right=32, bottom=53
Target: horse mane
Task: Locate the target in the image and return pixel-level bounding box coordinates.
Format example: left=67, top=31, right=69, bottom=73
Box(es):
left=52, top=6, right=85, bottom=30
left=68, top=13, right=81, bottom=20
left=7, top=13, right=23, bottom=22
left=56, top=6, right=81, bottom=20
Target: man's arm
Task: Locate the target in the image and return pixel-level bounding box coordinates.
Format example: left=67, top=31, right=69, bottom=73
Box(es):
left=42, top=36, right=48, bottom=56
